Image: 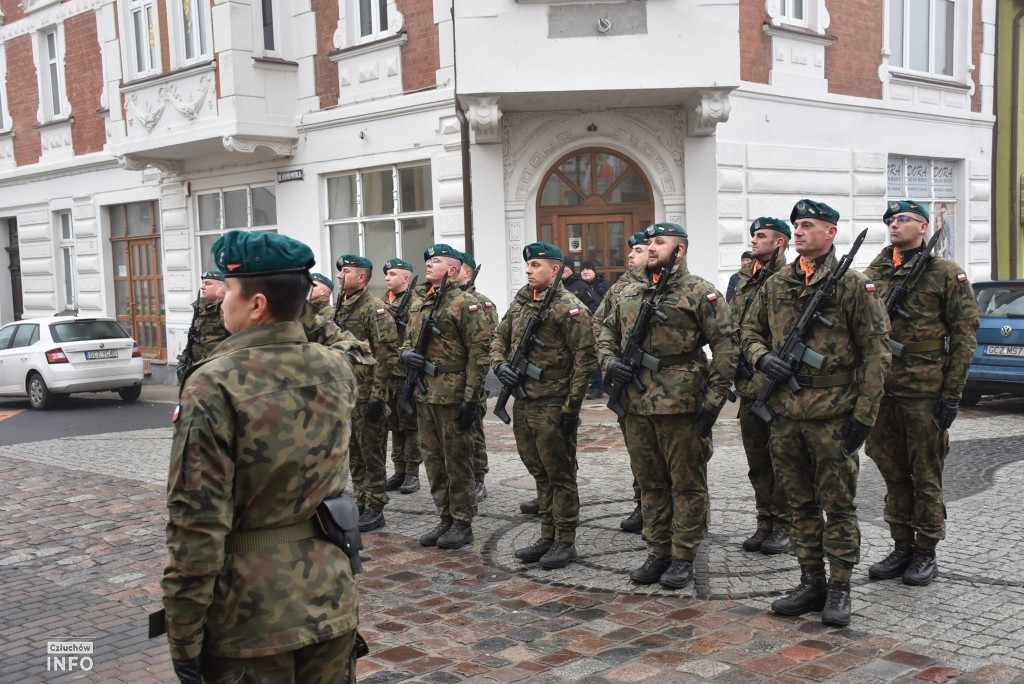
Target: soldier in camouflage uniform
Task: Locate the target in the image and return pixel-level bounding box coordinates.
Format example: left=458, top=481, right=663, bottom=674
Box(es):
left=335, top=255, right=399, bottom=533
left=731, top=218, right=793, bottom=555
left=163, top=231, right=359, bottom=683
left=309, top=272, right=336, bottom=320
left=492, top=242, right=597, bottom=569
left=457, top=251, right=499, bottom=502
left=599, top=222, right=739, bottom=590
left=175, top=270, right=229, bottom=383
left=863, top=200, right=979, bottom=586
left=400, top=244, right=491, bottom=550
left=742, top=199, right=891, bottom=626
left=383, top=258, right=423, bottom=495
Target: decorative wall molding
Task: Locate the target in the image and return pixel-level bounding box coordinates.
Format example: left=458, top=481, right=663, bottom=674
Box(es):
left=465, top=96, right=502, bottom=144
left=126, top=91, right=166, bottom=132
left=166, top=75, right=212, bottom=123
left=0, top=0, right=104, bottom=41
left=116, top=155, right=182, bottom=174
left=686, top=89, right=733, bottom=137
left=222, top=136, right=297, bottom=158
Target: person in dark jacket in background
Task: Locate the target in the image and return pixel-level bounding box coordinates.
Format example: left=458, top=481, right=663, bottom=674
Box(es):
left=562, top=260, right=600, bottom=314
left=580, top=260, right=612, bottom=300
left=726, top=251, right=754, bottom=303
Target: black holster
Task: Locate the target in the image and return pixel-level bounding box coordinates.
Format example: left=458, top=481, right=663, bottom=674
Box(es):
left=315, top=495, right=364, bottom=574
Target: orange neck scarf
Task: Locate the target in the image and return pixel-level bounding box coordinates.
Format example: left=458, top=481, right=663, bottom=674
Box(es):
left=752, top=260, right=763, bottom=276
left=893, top=249, right=904, bottom=267
left=799, top=257, right=817, bottom=285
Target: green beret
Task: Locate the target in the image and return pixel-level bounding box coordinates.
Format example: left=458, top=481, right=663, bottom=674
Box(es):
left=382, top=258, right=414, bottom=274
left=460, top=252, right=477, bottom=270
left=213, top=230, right=314, bottom=277
left=644, top=222, right=688, bottom=238
left=336, top=254, right=373, bottom=271
left=791, top=199, right=840, bottom=225
left=628, top=231, right=650, bottom=248
left=884, top=200, right=930, bottom=223
left=522, top=241, right=563, bottom=262
left=311, top=273, right=334, bottom=290
left=749, top=217, right=792, bottom=238
left=423, top=244, right=463, bottom=263
left=201, top=269, right=225, bottom=282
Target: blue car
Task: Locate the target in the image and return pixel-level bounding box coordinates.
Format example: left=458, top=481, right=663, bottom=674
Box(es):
left=962, top=280, right=1024, bottom=406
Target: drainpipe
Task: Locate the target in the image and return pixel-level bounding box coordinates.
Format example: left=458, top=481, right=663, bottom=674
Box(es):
left=451, top=4, right=474, bottom=255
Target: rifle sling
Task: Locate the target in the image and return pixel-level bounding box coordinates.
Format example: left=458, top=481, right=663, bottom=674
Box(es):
left=792, top=370, right=857, bottom=388
left=891, top=338, right=945, bottom=353
left=224, top=519, right=317, bottom=553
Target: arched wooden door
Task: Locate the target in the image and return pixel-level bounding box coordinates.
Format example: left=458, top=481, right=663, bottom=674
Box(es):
left=536, top=148, right=654, bottom=282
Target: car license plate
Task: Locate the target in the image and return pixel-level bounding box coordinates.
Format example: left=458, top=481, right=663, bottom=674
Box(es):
left=85, top=349, right=118, bottom=360
left=986, top=345, right=1024, bottom=357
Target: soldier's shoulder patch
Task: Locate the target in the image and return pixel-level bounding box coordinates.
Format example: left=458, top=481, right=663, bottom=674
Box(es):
left=957, top=273, right=967, bottom=282
left=865, top=282, right=876, bottom=292
left=172, top=404, right=181, bottom=423
left=468, top=304, right=479, bottom=312
left=485, top=302, right=494, bottom=308
left=706, top=292, right=718, bottom=302
left=569, top=307, right=580, bottom=316
left=376, top=307, right=386, bottom=316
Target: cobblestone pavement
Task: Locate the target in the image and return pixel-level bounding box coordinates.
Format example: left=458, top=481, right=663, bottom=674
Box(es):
left=1, top=387, right=1023, bottom=683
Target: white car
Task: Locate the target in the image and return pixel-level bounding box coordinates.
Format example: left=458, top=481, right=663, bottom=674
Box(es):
left=0, top=316, right=145, bottom=409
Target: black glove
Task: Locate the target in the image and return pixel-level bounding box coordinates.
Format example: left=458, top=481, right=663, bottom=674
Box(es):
left=400, top=349, right=425, bottom=371
left=841, top=417, right=872, bottom=453
left=455, top=401, right=477, bottom=430
left=172, top=656, right=203, bottom=684
left=934, top=397, right=959, bottom=430
left=556, top=410, right=579, bottom=437
left=496, top=362, right=521, bottom=389
left=755, top=352, right=794, bottom=383
left=364, top=400, right=386, bottom=423
left=607, top=358, right=634, bottom=385
left=694, top=404, right=719, bottom=438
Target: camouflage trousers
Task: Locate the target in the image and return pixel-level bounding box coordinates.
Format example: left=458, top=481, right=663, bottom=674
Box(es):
left=350, top=403, right=390, bottom=511
left=739, top=397, right=791, bottom=534
left=387, top=380, right=421, bottom=475
left=623, top=413, right=711, bottom=560
left=417, top=402, right=477, bottom=523
left=471, top=401, right=489, bottom=482
left=513, top=396, right=580, bottom=543
left=202, top=627, right=357, bottom=683
left=617, top=416, right=641, bottom=506
left=770, top=415, right=860, bottom=581
left=865, top=394, right=949, bottom=549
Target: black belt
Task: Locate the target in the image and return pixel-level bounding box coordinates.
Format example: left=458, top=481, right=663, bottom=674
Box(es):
left=793, top=370, right=857, bottom=388
left=892, top=339, right=945, bottom=353
left=433, top=363, right=467, bottom=374
left=659, top=350, right=703, bottom=367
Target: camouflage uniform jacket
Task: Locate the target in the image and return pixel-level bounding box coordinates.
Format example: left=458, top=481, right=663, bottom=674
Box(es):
left=593, top=266, right=646, bottom=356
left=597, top=258, right=739, bottom=415
left=729, top=252, right=789, bottom=400
left=741, top=247, right=892, bottom=425
left=490, top=282, right=598, bottom=413
left=163, top=321, right=358, bottom=661
left=464, top=284, right=499, bottom=402
left=334, top=288, right=398, bottom=404
left=863, top=246, right=979, bottom=399
left=176, top=298, right=229, bottom=366
left=401, top=282, right=490, bottom=405
left=385, top=287, right=423, bottom=378
left=299, top=301, right=377, bottom=388
left=312, top=296, right=335, bottom=321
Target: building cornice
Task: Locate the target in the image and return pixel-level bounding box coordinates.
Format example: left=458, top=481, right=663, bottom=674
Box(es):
left=298, top=87, right=455, bottom=133
left=0, top=153, right=123, bottom=186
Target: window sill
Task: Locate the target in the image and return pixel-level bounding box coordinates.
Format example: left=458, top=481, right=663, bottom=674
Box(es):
left=252, top=56, right=299, bottom=70
left=762, top=22, right=836, bottom=47
left=329, top=33, right=407, bottom=61
left=888, top=70, right=971, bottom=92
left=34, top=116, right=73, bottom=131
left=121, top=60, right=216, bottom=93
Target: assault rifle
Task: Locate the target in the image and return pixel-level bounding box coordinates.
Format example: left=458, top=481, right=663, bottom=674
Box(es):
left=332, top=274, right=346, bottom=326
left=392, top=275, right=419, bottom=334
left=401, top=273, right=449, bottom=414
left=463, top=263, right=482, bottom=291
left=176, top=290, right=202, bottom=385
left=884, top=229, right=942, bottom=358
left=493, top=264, right=565, bottom=425
left=605, top=248, right=679, bottom=418
left=750, top=228, right=869, bottom=424
left=735, top=247, right=781, bottom=382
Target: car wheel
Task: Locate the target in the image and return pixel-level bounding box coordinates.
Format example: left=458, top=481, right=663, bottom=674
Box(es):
left=960, top=388, right=982, bottom=407
left=118, top=385, right=143, bottom=402
left=27, top=372, right=56, bottom=410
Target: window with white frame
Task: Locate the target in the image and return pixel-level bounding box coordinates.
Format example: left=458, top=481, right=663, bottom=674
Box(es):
left=57, top=212, right=77, bottom=311
left=889, top=0, right=956, bottom=77
left=358, top=0, right=389, bottom=42
left=261, top=0, right=276, bottom=52
left=779, top=0, right=806, bottom=24
left=130, top=0, right=159, bottom=76
left=39, top=27, right=67, bottom=120
left=325, top=164, right=433, bottom=300
left=195, top=185, right=278, bottom=272
left=887, top=156, right=958, bottom=261
left=180, top=0, right=210, bottom=62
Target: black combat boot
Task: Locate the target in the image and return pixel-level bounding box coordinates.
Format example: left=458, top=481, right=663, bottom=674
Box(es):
left=629, top=554, right=672, bottom=584
left=902, top=547, right=938, bottom=586
left=398, top=474, right=420, bottom=494
left=620, top=505, right=644, bottom=533
left=659, top=558, right=694, bottom=589
left=760, top=531, right=792, bottom=555
left=742, top=528, right=771, bottom=552
left=821, top=579, right=852, bottom=626
left=539, top=542, right=578, bottom=569
left=385, top=472, right=405, bottom=491
left=418, top=518, right=452, bottom=547
left=437, top=522, right=474, bottom=549
left=867, top=540, right=915, bottom=579
left=771, top=564, right=827, bottom=616
left=475, top=481, right=488, bottom=502
left=358, top=507, right=385, bottom=533
left=520, top=498, right=540, bottom=515
left=515, top=538, right=554, bottom=563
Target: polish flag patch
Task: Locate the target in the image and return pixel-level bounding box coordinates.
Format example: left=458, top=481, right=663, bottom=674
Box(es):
left=706, top=293, right=718, bottom=302
left=865, top=282, right=876, bottom=292
left=468, top=304, right=479, bottom=312
left=485, top=302, right=494, bottom=308
left=172, top=404, right=181, bottom=423
left=957, top=273, right=967, bottom=282
left=569, top=308, right=580, bottom=316
left=376, top=308, right=386, bottom=316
